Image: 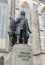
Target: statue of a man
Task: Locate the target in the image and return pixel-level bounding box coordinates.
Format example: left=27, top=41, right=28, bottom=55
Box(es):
left=15, top=11, right=31, bottom=44
left=8, top=17, right=17, bottom=47
left=8, top=11, right=31, bottom=47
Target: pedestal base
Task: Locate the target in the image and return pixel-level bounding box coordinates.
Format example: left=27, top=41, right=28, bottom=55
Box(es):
left=11, top=44, right=33, bottom=65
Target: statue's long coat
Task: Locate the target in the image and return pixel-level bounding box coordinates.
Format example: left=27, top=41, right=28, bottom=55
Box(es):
left=15, top=17, right=30, bottom=36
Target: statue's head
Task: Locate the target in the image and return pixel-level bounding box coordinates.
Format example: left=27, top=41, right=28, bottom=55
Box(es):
left=20, top=11, right=25, bottom=19
left=20, top=11, right=25, bottom=16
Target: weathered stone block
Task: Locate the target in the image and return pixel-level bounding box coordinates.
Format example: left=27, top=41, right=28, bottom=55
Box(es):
left=11, top=44, right=33, bottom=65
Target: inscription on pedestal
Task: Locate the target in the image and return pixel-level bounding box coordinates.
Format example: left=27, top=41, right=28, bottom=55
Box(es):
left=18, top=52, right=31, bottom=61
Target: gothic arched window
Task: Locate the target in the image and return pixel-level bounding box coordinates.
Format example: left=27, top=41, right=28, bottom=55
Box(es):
left=0, top=1, right=8, bottom=49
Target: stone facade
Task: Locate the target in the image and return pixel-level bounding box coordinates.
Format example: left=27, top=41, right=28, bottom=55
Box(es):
left=0, top=0, right=45, bottom=65
left=8, top=0, right=45, bottom=65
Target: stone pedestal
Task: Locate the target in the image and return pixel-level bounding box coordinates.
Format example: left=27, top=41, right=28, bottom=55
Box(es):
left=11, top=44, right=33, bottom=65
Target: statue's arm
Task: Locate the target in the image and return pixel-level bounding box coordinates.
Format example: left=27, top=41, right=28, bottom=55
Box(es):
left=16, top=17, right=20, bottom=24
left=26, top=19, right=31, bottom=33
left=9, top=17, right=16, bottom=24
left=9, top=17, right=15, bottom=21
left=8, top=17, right=16, bottom=33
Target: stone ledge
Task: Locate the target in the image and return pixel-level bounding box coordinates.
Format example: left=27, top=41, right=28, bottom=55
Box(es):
left=0, top=49, right=9, bottom=53
left=12, top=44, right=32, bottom=52
left=33, top=52, right=45, bottom=56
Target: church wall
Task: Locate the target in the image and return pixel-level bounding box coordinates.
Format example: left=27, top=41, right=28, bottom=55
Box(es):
left=14, top=1, right=41, bottom=65
left=0, top=0, right=45, bottom=65
left=0, top=0, right=11, bottom=65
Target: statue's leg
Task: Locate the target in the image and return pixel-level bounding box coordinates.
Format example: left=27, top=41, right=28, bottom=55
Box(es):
left=12, top=37, right=14, bottom=47
left=9, top=36, right=13, bottom=50
left=12, top=34, right=17, bottom=46
left=14, top=34, right=17, bottom=43
left=9, top=36, right=14, bottom=47
left=19, top=30, right=24, bottom=43
left=9, top=38, right=11, bottom=48
left=17, top=34, right=20, bottom=44
left=24, top=33, right=28, bottom=44
left=9, top=33, right=16, bottom=46
left=24, top=38, right=28, bottom=44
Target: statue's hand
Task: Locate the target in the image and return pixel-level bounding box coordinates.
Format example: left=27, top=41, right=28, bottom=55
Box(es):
left=29, top=30, right=32, bottom=33
left=30, top=31, right=32, bottom=33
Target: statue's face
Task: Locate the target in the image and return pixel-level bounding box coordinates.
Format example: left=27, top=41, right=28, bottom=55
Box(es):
left=21, top=15, right=25, bottom=19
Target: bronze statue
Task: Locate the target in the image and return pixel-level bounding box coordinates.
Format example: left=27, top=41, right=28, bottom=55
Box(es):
left=8, top=17, right=17, bottom=47
left=8, top=11, right=31, bottom=47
